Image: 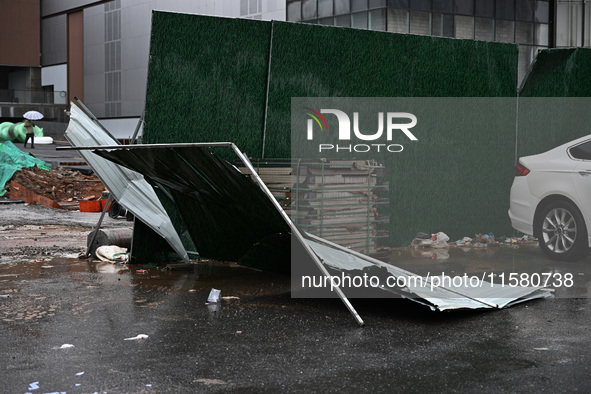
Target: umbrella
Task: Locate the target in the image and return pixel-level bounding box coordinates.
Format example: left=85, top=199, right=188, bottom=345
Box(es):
left=23, top=110, right=44, bottom=120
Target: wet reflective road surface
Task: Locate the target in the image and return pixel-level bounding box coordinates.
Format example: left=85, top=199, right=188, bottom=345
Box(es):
left=1, top=245, right=591, bottom=393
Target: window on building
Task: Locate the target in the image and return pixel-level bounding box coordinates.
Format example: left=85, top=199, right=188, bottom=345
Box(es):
left=318, top=0, right=334, bottom=18
left=475, top=17, right=493, bottom=41
left=495, top=19, right=515, bottom=43
left=302, top=0, right=317, bottom=19
left=287, top=1, right=302, bottom=21
left=410, top=11, right=430, bottom=35
left=387, top=8, right=408, bottom=33
left=475, top=0, right=494, bottom=18
left=455, top=0, right=474, bottom=16
left=455, top=15, right=474, bottom=39
left=410, top=0, right=431, bottom=12
left=516, top=0, right=534, bottom=22
left=352, top=12, right=368, bottom=28
left=433, top=0, right=453, bottom=14
left=369, top=8, right=387, bottom=30
left=352, top=0, right=368, bottom=12
left=496, top=0, right=515, bottom=20
left=335, top=0, right=351, bottom=14
left=535, top=1, right=550, bottom=23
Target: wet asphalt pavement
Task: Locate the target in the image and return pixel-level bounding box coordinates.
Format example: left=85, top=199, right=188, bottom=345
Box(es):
left=1, top=206, right=591, bottom=393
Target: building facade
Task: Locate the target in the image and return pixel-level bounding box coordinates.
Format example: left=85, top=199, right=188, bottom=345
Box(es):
left=1, top=1, right=589, bottom=139
left=287, top=0, right=591, bottom=83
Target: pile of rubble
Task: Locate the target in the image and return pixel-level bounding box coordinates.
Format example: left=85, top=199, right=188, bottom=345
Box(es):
left=6, top=166, right=106, bottom=209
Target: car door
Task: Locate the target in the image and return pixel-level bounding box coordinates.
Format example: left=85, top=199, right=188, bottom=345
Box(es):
left=571, top=140, right=591, bottom=223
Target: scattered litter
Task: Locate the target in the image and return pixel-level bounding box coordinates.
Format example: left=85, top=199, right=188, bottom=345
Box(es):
left=95, top=245, right=129, bottom=263
left=76, top=372, right=85, bottom=376
left=189, top=289, right=197, bottom=292
left=222, top=296, right=240, bottom=300
left=236, top=331, right=243, bottom=334
left=206, top=288, right=221, bottom=304
left=59, top=344, right=74, bottom=349
left=411, top=232, right=449, bottom=249
left=534, top=347, right=550, bottom=351
left=41, top=265, right=53, bottom=269
left=28, top=381, right=39, bottom=390
left=0, top=294, right=9, bottom=298
left=124, top=334, right=148, bottom=341
left=146, top=384, right=152, bottom=387
left=136, top=269, right=148, bottom=274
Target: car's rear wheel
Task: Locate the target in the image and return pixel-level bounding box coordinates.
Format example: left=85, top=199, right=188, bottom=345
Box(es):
left=536, top=200, right=588, bottom=261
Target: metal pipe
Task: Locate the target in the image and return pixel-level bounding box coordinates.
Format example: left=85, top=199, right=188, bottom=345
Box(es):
left=231, top=143, right=365, bottom=326
left=57, top=142, right=236, bottom=151
left=84, top=194, right=114, bottom=257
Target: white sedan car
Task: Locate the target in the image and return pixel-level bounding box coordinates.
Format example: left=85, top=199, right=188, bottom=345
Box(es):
left=509, top=134, right=591, bottom=261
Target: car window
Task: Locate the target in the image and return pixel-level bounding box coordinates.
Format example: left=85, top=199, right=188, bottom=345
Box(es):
left=569, top=141, right=591, bottom=160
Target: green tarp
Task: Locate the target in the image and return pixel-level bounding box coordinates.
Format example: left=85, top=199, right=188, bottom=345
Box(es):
left=0, top=141, right=51, bottom=197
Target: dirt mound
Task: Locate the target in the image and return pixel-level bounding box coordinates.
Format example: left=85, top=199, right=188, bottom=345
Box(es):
left=8, top=166, right=106, bottom=207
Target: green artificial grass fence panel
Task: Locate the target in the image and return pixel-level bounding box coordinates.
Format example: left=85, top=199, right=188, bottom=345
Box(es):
left=143, top=11, right=520, bottom=249
left=143, top=12, right=272, bottom=157
left=517, top=48, right=591, bottom=159
left=265, top=22, right=518, bottom=158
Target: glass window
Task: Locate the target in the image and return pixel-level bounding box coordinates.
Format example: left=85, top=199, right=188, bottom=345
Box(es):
left=352, top=0, right=368, bottom=12
left=335, top=14, right=351, bottom=26
left=535, top=1, right=549, bottom=23
left=369, top=8, right=387, bottom=30
left=318, top=0, right=334, bottom=18
left=535, top=23, right=549, bottom=46
left=495, top=19, right=514, bottom=42
left=319, top=17, right=334, bottom=25
left=515, top=22, right=533, bottom=44
left=556, top=2, right=583, bottom=47
left=287, top=1, right=302, bottom=21
left=570, top=141, right=591, bottom=160
left=455, top=0, right=474, bottom=15
left=387, top=0, right=408, bottom=8
left=387, top=8, right=408, bottom=33
left=352, top=12, right=368, bottom=28
left=369, top=0, right=386, bottom=8
left=433, top=0, right=453, bottom=14
left=474, top=0, right=493, bottom=17
left=496, top=0, right=515, bottom=20
left=410, top=0, right=430, bottom=12
left=455, top=15, right=474, bottom=39
left=335, top=0, right=350, bottom=14
left=474, top=17, right=493, bottom=41
left=516, top=0, right=534, bottom=21
left=410, top=11, right=430, bottom=35
left=432, top=13, right=442, bottom=36
left=302, top=0, right=317, bottom=19
left=442, top=14, right=454, bottom=37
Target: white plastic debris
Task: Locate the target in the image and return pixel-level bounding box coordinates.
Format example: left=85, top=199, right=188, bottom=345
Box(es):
left=59, top=344, right=75, bottom=349
left=207, top=288, right=221, bottom=304
left=124, top=334, right=148, bottom=341
left=411, top=232, right=450, bottom=249
left=95, top=245, right=129, bottom=263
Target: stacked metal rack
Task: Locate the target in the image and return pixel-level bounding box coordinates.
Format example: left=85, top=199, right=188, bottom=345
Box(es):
left=236, top=159, right=389, bottom=255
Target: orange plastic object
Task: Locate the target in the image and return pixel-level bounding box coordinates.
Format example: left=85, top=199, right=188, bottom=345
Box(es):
left=79, top=200, right=102, bottom=212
